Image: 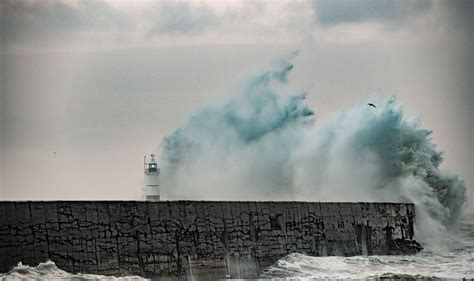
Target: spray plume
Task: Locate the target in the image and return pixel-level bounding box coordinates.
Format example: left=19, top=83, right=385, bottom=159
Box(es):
left=160, top=55, right=466, bottom=250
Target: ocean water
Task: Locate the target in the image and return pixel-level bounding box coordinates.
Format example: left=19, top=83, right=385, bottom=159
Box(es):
left=0, top=260, right=146, bottom=280
left=1, top=212, right=472, bottom=280
left=262, top=212, right=474, bottom=280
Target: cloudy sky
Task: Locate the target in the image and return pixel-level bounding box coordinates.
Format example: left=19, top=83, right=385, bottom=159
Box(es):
left=0, top=0, right=472, bottom=207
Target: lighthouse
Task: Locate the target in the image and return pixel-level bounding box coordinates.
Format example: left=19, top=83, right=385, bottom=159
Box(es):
left=144, top=154, right=160, bottom=201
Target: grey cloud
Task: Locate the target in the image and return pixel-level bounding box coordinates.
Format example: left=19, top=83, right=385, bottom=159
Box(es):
left=0, top=0, right=131, bottom=45
left=148, top=2, right=219, bottom=36
left=311, top=0, right=431, bottom=26
left=442, top=0, right=473, bottom=31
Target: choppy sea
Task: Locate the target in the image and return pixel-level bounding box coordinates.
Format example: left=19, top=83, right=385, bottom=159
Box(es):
left=2, top=212, right=473, bottom=280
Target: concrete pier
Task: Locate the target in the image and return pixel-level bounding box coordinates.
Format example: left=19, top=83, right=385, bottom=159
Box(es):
left=0, top=201, right=421, bottom=278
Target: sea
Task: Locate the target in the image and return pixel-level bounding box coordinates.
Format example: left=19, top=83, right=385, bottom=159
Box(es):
left=1, top=212, right=473, bottom=280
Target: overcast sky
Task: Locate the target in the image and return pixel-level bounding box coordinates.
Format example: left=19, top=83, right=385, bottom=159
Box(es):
left=0, top=0, right=472, bottom=207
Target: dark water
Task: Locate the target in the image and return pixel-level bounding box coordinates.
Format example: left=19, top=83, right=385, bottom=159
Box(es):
left=1, top=212, right=473, bottom=280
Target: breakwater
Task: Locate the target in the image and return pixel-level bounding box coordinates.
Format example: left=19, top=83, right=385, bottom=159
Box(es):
left=0, top=201, right=421, bottom=279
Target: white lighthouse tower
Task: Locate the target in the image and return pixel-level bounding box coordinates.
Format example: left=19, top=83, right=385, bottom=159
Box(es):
left=144, top=154, right=160, bottom=201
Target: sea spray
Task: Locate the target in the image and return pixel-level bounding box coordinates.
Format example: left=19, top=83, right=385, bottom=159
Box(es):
left=161, top=56, right=313, bottom=200
left=160, top=55, right=467, bottom=250
left=0, top=261, right=147, bottom=280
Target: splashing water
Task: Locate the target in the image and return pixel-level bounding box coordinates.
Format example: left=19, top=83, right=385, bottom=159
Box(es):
left=0, top=261, right=147, bottom=280
left=262, top=212, right=474, bottom=279
left=160, top=55, right=467, bottom=251
left=261, top=251, right=473, bottom=279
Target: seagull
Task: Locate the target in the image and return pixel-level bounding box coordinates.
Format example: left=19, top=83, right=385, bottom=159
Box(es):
left=367, top=103, right=376, bottom=108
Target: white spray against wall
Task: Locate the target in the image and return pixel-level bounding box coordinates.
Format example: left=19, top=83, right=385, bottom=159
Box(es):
left=160, top=54, right=466, bottom=251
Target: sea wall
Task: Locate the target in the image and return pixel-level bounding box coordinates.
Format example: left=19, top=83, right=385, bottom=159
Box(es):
left=0, top=201, right=420, bottom=279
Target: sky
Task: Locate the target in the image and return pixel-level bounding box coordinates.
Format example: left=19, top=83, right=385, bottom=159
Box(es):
left=0, top=0, right=472, bottom=207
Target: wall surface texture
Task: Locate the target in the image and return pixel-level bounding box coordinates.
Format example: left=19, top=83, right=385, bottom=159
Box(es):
left=0, top=201, right=421, bottom=278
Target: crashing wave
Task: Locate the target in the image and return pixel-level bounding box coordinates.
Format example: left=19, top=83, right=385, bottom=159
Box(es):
left=0, top=260, right=147, bottom=280
left=160, top=54, right=466, bottom=250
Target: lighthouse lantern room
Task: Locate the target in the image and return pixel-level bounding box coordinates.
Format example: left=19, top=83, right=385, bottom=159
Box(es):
left=144, top=154, right=160, bottom=201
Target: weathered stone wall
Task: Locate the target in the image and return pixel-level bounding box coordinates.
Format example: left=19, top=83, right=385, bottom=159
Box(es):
left=0, top=201, right=419, bottom=278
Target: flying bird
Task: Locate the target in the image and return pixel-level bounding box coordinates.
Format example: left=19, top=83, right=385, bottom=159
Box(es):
left=367, top=103, right=376, bottom=108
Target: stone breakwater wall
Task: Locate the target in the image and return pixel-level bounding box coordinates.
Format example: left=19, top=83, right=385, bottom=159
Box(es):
left=0, top=201, right=419, bottom=278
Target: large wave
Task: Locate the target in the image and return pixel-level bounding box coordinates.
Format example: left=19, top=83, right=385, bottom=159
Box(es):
left=160, top=55, right=466, bottom=250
